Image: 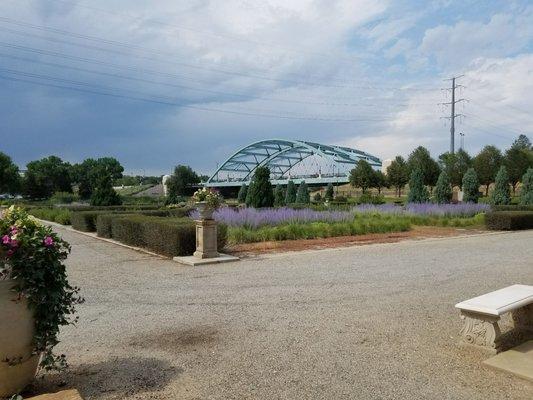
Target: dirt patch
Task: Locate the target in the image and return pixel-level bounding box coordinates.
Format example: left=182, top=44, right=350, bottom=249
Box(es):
left=129, top=326, right=218, bottom=352
left=226, top=226, right=488, bottom=256
left=28, top=357, right=181, bottom=399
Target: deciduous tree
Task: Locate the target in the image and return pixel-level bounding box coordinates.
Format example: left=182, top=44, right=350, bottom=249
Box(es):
left=349, top=160, right=375, bottom=194
left=23, top=156, right=72, bottom=199
left=473, top=145, right=503, bottom=196
left=386, top=156, right=409, bottom=197
left=407, top=146, right=440, bottom=189
left=0, top=152, right=21, bottom=194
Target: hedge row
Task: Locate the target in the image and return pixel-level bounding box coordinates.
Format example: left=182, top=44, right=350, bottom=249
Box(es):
left=492, top=205, right=533, bottom=212
left=96, top=215, right=227, bottom=257
left=70, top=207, right=193, bottom=232
left=65, top=204, right=162, bottom=212
left=485, top=211, right=533, bottom=230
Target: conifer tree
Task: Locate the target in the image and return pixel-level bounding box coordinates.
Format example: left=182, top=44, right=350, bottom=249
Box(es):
left=520, top=168, right=533, bottom=205
left=245, top=166, right=274, bottom=208
left=407, top=168, right=429, bottom=203
left=462, top=168, right=480, bottom=203
left=237, top=183, right=248, bottom=203
left=274, top=184, right=286, bottom=207
left=490, top=166, right=511, bottom=205
left=285, top=180, right=297, bottom=204
left=295, top=181, right=310, bottom=204
left=434, top=170, right=452, bottom=204
left=325, top=183, right=334, bottom=201
left=90, top=174, right=122, bottom=206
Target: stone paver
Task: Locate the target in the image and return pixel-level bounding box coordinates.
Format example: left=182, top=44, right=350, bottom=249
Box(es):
left=31, top=228, right=533, bottom=400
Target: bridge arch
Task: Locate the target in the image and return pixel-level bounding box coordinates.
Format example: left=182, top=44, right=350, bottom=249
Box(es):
left=206, top=139, right=381, bottom=187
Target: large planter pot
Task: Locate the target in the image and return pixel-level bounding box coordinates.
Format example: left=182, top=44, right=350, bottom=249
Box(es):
left=0, top=279, right=40, bottom=398
left=195, top=202, right=215, bottom=220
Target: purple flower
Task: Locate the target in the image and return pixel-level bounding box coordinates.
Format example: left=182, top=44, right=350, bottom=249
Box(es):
left=43, top=236, right=55, bottom=247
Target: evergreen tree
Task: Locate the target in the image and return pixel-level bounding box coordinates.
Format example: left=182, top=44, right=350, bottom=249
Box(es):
left=462, top=168, right=480, bottom=203
left=274, top=184, right=286, bottom=207
left=490, top=166, right=511, bottom=205
left=285, top=180, right=297, bottom=204
left=407, top=168, right=429, bottom=203
left=520, top=168, right=533, bottom=205
left=90, top=174, right=122, bottom=206
left=295, top=181, right=310, bottom=204
left=387, top=156, right=409, bottom=197
left=325, top=183, right=334, bottom=201
left=434, top=170, right=452, bottom=204
left=245, top=166, right=274, bottom=208
left=237, top=183, right=248, bottom=203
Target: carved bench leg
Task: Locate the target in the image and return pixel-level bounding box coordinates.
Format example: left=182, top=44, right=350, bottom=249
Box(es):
left=512, top=304, right=533, bottom=332
left=459, top=311, right=501, bottom=352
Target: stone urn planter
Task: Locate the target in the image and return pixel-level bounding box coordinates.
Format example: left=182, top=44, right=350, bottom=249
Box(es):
left=0, top=279, right=40, bottom=397
left=195, top=201, right=214, bottom=220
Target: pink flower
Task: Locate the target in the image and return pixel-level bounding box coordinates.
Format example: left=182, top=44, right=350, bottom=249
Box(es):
left=43, top=236, right=54, bottom=247
left=9, top=226, right=18, bottom=234
left=2, top=235, right=10, bottom=245
left=10, top=239, right=19, bottom=248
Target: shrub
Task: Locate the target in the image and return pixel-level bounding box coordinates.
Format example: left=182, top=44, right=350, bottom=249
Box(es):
left=462, top=167, right=480, bottom=203
left=358, top=193, right=384, bottom=205
left=50, top=191, right=78, bottom=204
left=27, top=207, right=72, bottom=225
left=490, top=166, right=511, bottom=205
left=313, top=192, right=322, bottom=202
left=407, top=168, right=429, bottom=203
left=492, top=204, right=533, bottom=211
left=434, top=170, right=452, bottom=204
left=71, top=211, right=102, bottom=231
left=485, top=211, right=533, bottom=230
left=90, top=174, right=122, bottom=206
left=246, top=166, right=274, bottom=208
left=108, top=215, right=227, bottom=256
left=521, top=168, right=533, bottom=205
left=72, top=209, right=177, bottom=232
left=285, top=180, right=297, bottom=204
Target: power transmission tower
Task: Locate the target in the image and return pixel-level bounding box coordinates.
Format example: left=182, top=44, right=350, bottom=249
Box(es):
left=440, top=75, right=466, bottom=154
left=459, top=132, right=465, bottom=150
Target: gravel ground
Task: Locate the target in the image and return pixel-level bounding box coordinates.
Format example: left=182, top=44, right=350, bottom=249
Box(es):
left=31, top=227, right=533, bottom=400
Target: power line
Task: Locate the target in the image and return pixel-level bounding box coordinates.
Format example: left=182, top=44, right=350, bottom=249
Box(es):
left=0, top=16, right=440, bottom=92
left=0, top=70, right=436, bottom=122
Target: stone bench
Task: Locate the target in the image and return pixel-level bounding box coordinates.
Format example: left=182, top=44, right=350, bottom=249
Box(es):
left=455, top=284, right=533, bottom=352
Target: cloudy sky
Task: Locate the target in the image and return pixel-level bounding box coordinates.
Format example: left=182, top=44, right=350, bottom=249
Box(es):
left=1, top=0, right=532, bottom=176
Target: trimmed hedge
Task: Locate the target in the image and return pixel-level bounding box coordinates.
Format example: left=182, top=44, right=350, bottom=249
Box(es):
left=26, top=207, right=71, bottom=225
left=105, top=215, right=227, bottom=257
left=485, top=211, right=533, bottom=230
left=492, top=205, right=533, bottom=212
left=72, top=207, right=193, bottom=232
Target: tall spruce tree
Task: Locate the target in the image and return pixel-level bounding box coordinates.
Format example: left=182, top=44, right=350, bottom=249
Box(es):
left=237, top=183, right=248, bottom=203
left=490, top=166, right=511, bottom=205
left=90, top=174, right=122, bottom=206
left=274, top=185, right=286, bottom=207
left=245, top=166, right=274, bottom=208
left=462, top=168, right=480, bottom=203
left=295, top=181, right=310, bottom=204
left=434, top=170, right=452, bottom=204
left=407, top=168, right=429, bottom=203
left=285, top=180, right=297, bottom=204
left=520, top=168, right=533, bottom=205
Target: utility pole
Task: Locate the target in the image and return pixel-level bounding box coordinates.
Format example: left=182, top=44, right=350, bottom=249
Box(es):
left=440, top=75, right=466, bottom=154
left=459, top=132, right=465, bottom=150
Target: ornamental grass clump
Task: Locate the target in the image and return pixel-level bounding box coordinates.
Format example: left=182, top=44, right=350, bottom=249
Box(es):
left=0, top=206, right=82, bottom=370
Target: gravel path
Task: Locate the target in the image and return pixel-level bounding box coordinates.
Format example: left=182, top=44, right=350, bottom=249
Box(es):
left=32, top=228, right=533, bottom=399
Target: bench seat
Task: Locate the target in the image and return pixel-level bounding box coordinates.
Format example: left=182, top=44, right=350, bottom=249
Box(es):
left=455, top=284, right=533, bottom=352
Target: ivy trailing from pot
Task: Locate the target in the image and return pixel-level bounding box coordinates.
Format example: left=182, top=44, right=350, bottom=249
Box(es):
left=1, top=206, right=83, bottom=371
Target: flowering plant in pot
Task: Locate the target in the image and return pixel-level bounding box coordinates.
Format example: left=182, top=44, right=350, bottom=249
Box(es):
left=191, top=188, right=223, bottom=219
left=0, top=206, right=82, bottom=397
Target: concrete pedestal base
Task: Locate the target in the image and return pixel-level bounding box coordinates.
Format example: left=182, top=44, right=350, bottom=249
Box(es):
left=193, top=219, right=218, bottom=259
left=173, top=253, right=239, bottom=266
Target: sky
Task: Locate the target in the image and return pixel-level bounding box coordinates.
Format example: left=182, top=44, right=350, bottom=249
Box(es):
left=0, top=0, right=532, bottom=176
